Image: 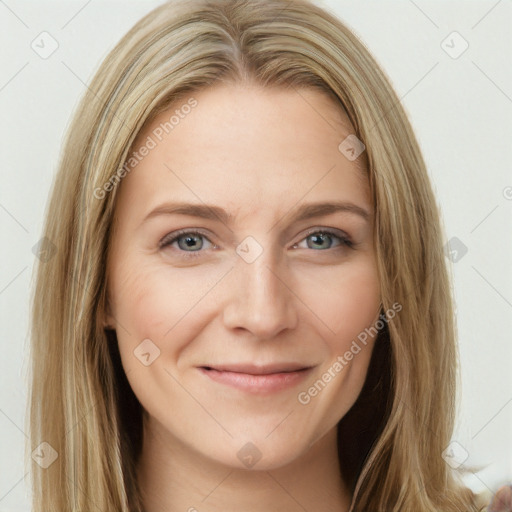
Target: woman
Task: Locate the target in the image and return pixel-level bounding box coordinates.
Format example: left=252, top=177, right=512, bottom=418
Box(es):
left=28, top=0, right=510, bottom=510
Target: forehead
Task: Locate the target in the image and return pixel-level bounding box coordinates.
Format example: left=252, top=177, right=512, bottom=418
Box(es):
left=116, top=83, right=371, bottom=226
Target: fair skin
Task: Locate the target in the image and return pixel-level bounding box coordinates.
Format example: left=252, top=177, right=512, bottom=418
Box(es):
left=105, top=82, right=381, bottom=512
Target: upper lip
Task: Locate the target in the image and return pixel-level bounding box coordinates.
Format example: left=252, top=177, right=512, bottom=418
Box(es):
left=199, top=363, right=313, bottom=375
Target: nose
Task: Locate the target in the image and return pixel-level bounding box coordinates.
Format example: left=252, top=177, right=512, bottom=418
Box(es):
left=221, top=248, right=298, bottom=340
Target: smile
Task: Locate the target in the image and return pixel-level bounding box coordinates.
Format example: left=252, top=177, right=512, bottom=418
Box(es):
left=198, top=364, right=314, bottom=394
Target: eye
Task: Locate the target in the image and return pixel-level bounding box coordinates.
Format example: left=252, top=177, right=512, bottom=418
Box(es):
left=159, top=227, right=355, bottom=259
left=159, top=229, right=215, bottom=258
left=293, top=228, right=354, bottom=251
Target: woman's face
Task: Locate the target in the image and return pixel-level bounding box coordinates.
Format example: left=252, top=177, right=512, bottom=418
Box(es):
left=105, top=83, right=381, bottom=470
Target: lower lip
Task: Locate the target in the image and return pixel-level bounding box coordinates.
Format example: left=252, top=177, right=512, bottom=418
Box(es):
left=198, top=367, right=313, bottom=394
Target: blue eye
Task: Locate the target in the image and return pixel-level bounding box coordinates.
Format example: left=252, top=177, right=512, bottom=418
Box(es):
left=295, top=228, right=353, bottom=251
left=159, top=228, right=354, bottom=259
left=159, top=229, right=214, bottom=258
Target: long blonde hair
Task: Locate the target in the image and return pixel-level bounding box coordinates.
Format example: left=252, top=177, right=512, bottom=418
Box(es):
left=27, top=0, right=488, bottom=510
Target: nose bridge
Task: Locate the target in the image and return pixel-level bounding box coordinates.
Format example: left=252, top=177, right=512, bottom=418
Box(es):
left=222, top=241, right=297, bottom=338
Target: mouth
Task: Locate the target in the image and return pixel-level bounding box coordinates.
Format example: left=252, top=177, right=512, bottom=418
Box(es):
left=198, top=363, right=314, bottom=394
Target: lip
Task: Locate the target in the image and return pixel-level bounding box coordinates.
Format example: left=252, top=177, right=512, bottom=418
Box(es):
left=198, top=363, right=314, bottom=394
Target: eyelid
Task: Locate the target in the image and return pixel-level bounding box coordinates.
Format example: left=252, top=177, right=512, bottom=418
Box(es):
left=299, top=226, right=352, bottom=242
left=294, top=226, right=354, bottom=249
left=158, top=228, right=215, bottom=249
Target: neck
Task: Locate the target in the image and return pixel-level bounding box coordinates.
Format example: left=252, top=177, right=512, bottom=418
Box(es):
left=136, top=416, right=352, bottom=512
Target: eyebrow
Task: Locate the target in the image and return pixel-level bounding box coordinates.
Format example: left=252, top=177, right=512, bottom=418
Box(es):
left=141, top=200, right=371, bottom=227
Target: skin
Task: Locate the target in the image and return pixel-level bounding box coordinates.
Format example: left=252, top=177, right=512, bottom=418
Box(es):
left=489, top=486, right=512, bottom=512
left=105, top=82, right=382, bottom=512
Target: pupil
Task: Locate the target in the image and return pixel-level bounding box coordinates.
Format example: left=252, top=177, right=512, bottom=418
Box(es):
left=183, top=235, right=200, bottom=249
left=312, top=234, right=326, bottom=248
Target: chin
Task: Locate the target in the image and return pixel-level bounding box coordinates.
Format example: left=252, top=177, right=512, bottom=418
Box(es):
left=202, top=433, right=312, bottom=472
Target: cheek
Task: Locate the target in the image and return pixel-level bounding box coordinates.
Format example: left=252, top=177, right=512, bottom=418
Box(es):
left=108, top=256, right=167, bottom=363
left=295, top=270, right=381, bottom=436
left=109, top=258, right=223, bottom=365
left=299, top=256, right=381, bottom=345
left=109, top=263, right=200, bottom=413
left=296, top=258, right=380, bottom=410
left=112, top=251, right=380, bottom=359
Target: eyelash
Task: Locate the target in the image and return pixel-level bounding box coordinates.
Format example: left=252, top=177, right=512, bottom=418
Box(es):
left=159, top=228, right=355, bottom=259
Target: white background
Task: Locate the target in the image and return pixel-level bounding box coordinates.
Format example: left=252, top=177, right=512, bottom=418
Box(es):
left=1, top=1, right=511, bottom=509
